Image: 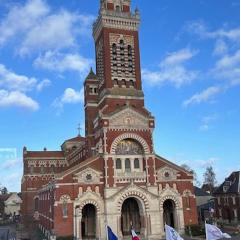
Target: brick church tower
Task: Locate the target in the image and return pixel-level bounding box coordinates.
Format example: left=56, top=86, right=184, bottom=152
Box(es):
left=21, top=1, right=198, bottom=239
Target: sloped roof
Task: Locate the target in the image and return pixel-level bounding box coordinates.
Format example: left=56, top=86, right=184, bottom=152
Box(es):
left=85, top=68, right=97, bottom=80
left=214, top=171, right=240, bottom=194
left=0, top=194, right=11, bottom=202
left=64, top=135, right=85, bottom=143
left=24, top=151, right=64, bottom=158
left=194, top=186, right=211, bottom=196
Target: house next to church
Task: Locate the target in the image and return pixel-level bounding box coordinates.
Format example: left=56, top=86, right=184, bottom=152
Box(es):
left=21, top=0, right=198, bottom=239
left=213, top=171, right=240, bottom=223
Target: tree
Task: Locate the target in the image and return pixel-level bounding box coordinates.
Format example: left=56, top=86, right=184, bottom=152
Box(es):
left=202, top=166, right=217, bottom=194
left=181, top=164, right=201, bottom=186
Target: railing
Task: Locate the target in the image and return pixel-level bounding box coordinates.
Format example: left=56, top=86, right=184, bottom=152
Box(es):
left=115, top=171, right=146, bottom=183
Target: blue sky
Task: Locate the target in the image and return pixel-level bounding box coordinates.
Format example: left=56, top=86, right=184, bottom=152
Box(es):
left=0, top=0, right=239, bottom=192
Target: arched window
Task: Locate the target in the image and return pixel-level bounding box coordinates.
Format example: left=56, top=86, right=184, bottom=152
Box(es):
left=116, top=5, right=121, bottom=12
left=129, top=80, right=134, bottom=87
left=125, top=158, right=131, bottom=172
left=116, top=158, right=122, bottom=169
left=122, top=79, right=126, bottom=87
left=62, top=201, right=68, bottom=218
left=128, top=45, right=132, bottom=56
left=50, top=164, right=55, bottom=173
left=120, top=40, right=124, bottom=49
left=113, top=79, right=118, bottom=86
left=134, top=158, right=140, bottom=169
left=112, top=43, right=117, bottom=54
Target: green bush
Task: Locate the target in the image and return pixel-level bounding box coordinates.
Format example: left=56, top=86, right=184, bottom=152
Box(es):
left=185, top=224, right=205, bottom=236
left=56, top=236, right=74, bottom=240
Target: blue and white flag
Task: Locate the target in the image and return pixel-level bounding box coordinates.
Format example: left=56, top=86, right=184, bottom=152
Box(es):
left=205, top=223, right=231, bottom=240
left=165, top=224, right=184, bottom=240
left=107, top=226, right=118, bottom=240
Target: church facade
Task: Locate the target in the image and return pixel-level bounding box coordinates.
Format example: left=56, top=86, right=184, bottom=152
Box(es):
left=21, top=1, right=198, bottom=239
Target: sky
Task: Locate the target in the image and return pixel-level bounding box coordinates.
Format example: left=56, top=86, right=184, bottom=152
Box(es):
left=0, top=0, right=239, bottom=192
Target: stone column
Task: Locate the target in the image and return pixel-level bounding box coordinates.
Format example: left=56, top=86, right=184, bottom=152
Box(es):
left=76, top=214, right=82, bottom=240
left=96, top=214, right=100, bottom=239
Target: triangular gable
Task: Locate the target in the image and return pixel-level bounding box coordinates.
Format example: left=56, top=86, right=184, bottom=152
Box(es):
left=155, top=154, right=193, bottom=176
left=108, top=107, right=149, bottom=129
left=5, top=193, right=22, bottom=205
left=73, top=167, right=102, bottom=184
left=56, top=156, right=100, bottom=180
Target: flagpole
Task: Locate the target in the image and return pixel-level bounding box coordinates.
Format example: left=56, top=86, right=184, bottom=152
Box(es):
left=205, top=221, right=208, bottom=240
left=106, top=225, right=109, bottom=240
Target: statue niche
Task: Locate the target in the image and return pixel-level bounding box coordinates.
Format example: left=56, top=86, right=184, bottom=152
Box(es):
left=115, top=139, right=144, bottom=155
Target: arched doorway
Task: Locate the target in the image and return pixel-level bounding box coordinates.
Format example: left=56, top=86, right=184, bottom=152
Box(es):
left=81, top=204, right=96, bottom=239
left=163, top=199, right=176, bottom=228
left=121, top=198, right=141, bottom=236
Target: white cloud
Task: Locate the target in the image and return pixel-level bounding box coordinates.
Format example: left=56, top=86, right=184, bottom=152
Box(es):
left=216, top=50, right=240, bottom=69
left=213, top=50, right=240, bottom=86
left=0, top=90, right=39, bottom=111
left=142, top=48, right=198, bottom=87
left=1, top=158, right=22, bottom=170
left=19, top=11, right=81, bottom=56
left=213, top=39, right=228, bottom=56
left=52, top=88, right=84, bottom=114
left=199, top=114, right=218, bottom=131
left=161, top=48, right=197, bottom=66
left=0, top=63, right=37, bottom=92
left=186, top=21, right=240, bottom=42
left=0, top=0, right=94, bottom=55
left=36, top=79, right=51, bottom=91
left=61, top=88, right=84, bottom=104
left=183, top=86, right=221, bottom=107
left=34, top=51, right=92, bottom=74
left=0, top=0, right=50, bottom=45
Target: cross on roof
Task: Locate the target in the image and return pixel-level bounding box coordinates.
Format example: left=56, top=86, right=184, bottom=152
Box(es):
left=77, top=124, right=82, bottom=136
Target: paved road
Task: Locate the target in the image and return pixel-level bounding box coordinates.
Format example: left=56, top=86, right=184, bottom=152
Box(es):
left=0, top=224, right=16, bottom=239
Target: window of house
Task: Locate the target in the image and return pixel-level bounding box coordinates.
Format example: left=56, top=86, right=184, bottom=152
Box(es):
left=125, top=158, right=131, bottom=172
left=116, top=158, right=122, bottom=169
left=40, top=165, right=44, bottom=174
left=62, top=201, right=68, bottom=218
left=134, top=158, right=140, bottom=169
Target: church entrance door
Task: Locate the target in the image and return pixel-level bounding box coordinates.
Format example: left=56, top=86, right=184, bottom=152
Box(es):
left=121, top=198, right=141, bottom=236
left=163, top=199, right=176, bottom=228
left=81, top=204, right=96, bottom=239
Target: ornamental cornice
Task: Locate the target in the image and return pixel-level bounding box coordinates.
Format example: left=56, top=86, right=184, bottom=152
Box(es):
left=93, top=14, right=140, bottom=41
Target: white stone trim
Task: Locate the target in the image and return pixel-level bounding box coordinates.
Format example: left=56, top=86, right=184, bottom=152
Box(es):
left=110, top=133, right=150, bottom=154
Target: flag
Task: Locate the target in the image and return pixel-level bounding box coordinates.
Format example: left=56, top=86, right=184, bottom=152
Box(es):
left=165, top=224, right=184, bottom=240
left=107, top=226, right=118, bottom=240
left=131, top=229, right=140, bottom=240
left=205, top=223, right=231, bottom=240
